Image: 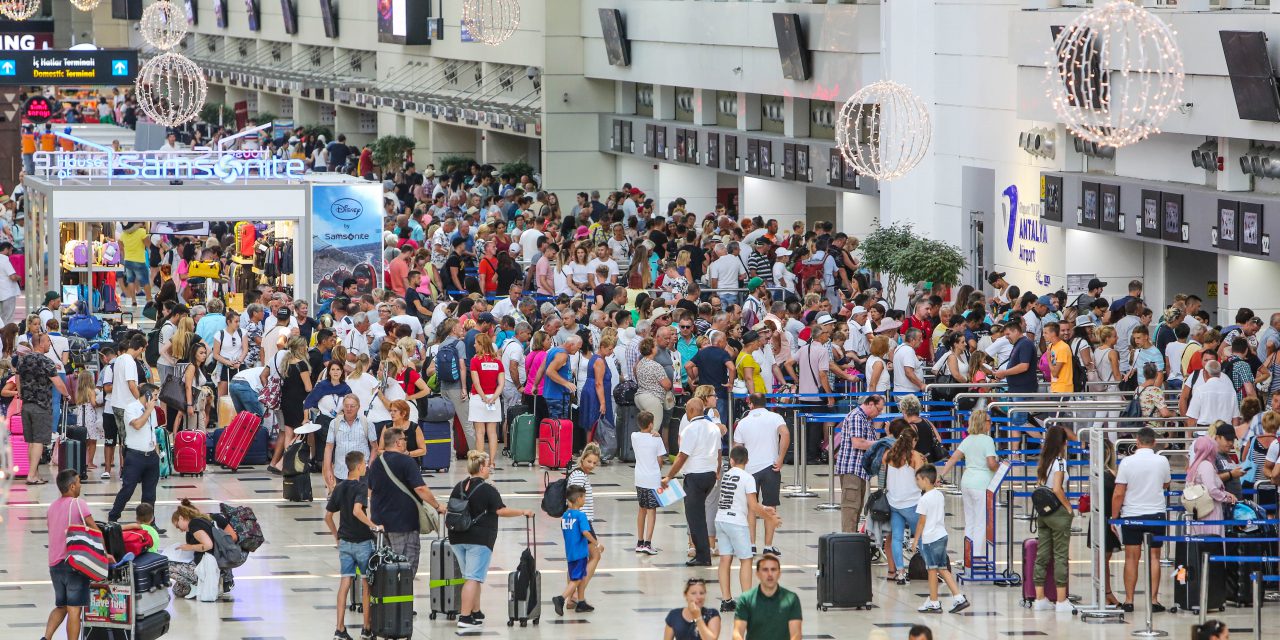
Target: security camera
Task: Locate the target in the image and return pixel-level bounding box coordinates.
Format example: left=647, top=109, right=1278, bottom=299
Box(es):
left=526, top=66, right=538, bottom=80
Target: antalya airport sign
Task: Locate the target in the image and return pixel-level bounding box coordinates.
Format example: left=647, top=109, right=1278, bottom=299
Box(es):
left=32, top=149, right=306, bottom=183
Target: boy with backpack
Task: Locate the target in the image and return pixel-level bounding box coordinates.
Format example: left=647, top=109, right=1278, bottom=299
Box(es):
left=553, top=485, right=600, bottom=616
left=121, top=503, right=161, bottom=553
left=324, top=451, right=376, bottom=640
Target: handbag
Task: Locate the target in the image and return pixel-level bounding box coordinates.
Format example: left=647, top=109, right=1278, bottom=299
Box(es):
left=194, top=554, right=221, bottom=602
left=160, top=364, right=189, bottom=409
left=187, top=261, right=220, bottom=279
left=260, top=365, right=282, bottom=411
left=612, top=380, right=638, bottom=407
left=65, top=499, right=110, bottom=581
left=1031, top=486, right=1063, bottom=517
left=1181, top=463, right=1216, bottom=520
left=865, top=488, right=892, bottom=522
left=379, top=455, right=440, bottom=535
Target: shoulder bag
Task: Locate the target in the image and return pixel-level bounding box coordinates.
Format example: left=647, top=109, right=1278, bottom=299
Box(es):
left=379, top=455, right=440, bottom=535
left=65, top=499, right=110, bottom=581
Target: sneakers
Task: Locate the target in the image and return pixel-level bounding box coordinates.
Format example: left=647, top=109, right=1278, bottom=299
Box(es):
left=894, top=570, right=908, bottom=585
left=720, top=599, right=737, bottom=612
left=640, top=543, right=659, bottom=556
left=1032, top=599, right=1054, bottom=611
left=100, top=470, right=111, bottom=479
left=574, top=601, right=595, bottom=613
left=1055, top=601, right=1075, bottom=613
left=333, top=630, right=354, bottom=640
left=472, top=611, right=485, bottom=622
left=751, top=545, right=758, bottom=556
left=917, top=600, right=943, bottom=614
left=456, top=615, right=482, bottom=630
left=635, top=542, right=648, bottom=553
left=762, top=546, right=782, bottom=557
left=552, top=596, right=566, bottom=616
left=360, top=629, right=373, bottom=640
left=949, top=595, right=970, bottom=614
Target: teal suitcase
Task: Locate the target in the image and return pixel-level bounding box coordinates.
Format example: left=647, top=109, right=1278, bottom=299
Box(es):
left=510, top=413, right=537, bottom=467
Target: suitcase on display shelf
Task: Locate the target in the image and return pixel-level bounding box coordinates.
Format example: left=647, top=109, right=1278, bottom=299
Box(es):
left=214, top=411, right=263, bottom=471
left=507, top=521, right=542, bottom=627
left=1020, top=538, right=1065, bottom=606
left=369, top=541, right=415, bottom=639
left=132, top=551, right=172, bottom=593
left=283, top=472, right=313, bottom=502
left=1173, top=536, right=1227, bottom=613
left=538, top=402, right=574, bottom=469
left=817, top=532, right=873, bottom=611
left=420, top=421, right=452, bottom=473
left=509, top=413, right=537, bottom=467
left=136, top=587, right=170, bottom=618
left=429, top=534, right=464, bottom=620
left=173, top=429, right=207, bottom=476
left=84, top=610, right=170, bottom=640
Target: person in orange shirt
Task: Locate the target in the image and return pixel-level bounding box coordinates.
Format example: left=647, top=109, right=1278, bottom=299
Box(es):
left=20, top=126, right=35, bottom=174
left=39, top=125, right=56, bottom=152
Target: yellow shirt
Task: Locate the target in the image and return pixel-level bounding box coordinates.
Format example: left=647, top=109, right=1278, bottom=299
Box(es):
left=736, top=351, right=766, bottom=394
left=1049, top=340, right=1073, bottom=394
left=120, top=226, right=148, bottom=264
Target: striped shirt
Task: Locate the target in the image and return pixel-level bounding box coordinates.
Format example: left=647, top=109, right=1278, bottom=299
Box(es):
left=326, top=416, right=377, bottom=479
left=568, top=469, right=595, bottom=521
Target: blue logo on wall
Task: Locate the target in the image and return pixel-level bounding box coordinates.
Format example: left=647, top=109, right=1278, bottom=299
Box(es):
left=1003, top=185, right=1018, bottom=251
left=330, top=198, right=363, bottom=221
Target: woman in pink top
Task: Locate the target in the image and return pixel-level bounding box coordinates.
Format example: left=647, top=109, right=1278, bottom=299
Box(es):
left=1185, top=435, right=1238, bottom=537
left=523, top=330, right=551, bottom=426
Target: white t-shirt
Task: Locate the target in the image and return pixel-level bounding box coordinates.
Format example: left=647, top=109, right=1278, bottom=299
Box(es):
left=215, top=329, right=244, bottom=363
left=98, top=363, right=115, bottom=412
left=567, top=262, right=593, bottom=285
left=501, top=339, right=526, bottom=386
left=1165, top=341, right=1187, bottom=381
left=984, top=336, right=1013, bottom=368
left=1186, top=375, right=1243, bottom=426
left=121, top=399, right=157, bottom=452
left=48, top=334, right=69, bottom=368
left=916, top=488, right=948, bottom=544
left=714, top=467, right=757, bottom=527
left=679, top=417, right=721, bottom=474
left=733, top=409, right=787, bottom=475
left=1266, top=440, right=1279, bottom=465
left=519, top=228, right=544, bottom=263
left=343, top=328, right=371, bottom=358
left=262, top=315, right=299, bottom=335
left=586, top=258, right=619, bottom=282
left=772, top=261, right=797, bottom=292
left=0, top=257, right=18, bottom=301
left=1115, top=448, right=1172, bottom=517
left=892, top=344, right=921, bottom=393
left=707, top=254, right=747, bottom=290
left=389, top=314, right=424, bottom=339
left=632, top=431, right=667, bottom=490
left=158, top=322, right=177, bottom=367
left=346, top=372, right=378, bottom=415
left=109, top=353, right=140, bottom=408
left=232, top=366, right=266, bottom=392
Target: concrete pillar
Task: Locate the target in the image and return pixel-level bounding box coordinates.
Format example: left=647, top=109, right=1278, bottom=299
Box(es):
left=295, top=98, right=320, bottom=128
left=1218, top=137, right=1251, bottom=192
left=693, top=88, right=717, bottom=127
left=784, top=97, right=810, bottom=139
left=657, top=163, right=717, bottom=216
left=540, top=0, right=617, bottom=194
left=738, top=94, right=761, bottom=131
left=484, top=131, right=531, bottom=167
left=653, top=85, right=676, bottom=121
left=430, top=122, right=480, bottom=165
left=616, top=82, right=637, bottom=115
left=839, top=192, right=881, bottom=237
left=406, top=117, right=431, bottom=163
left=877, top=0, right=938, bottom=231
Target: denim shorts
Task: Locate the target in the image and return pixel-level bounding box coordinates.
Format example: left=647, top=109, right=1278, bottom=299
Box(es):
left=50, top=560, right=89, bottom=608
left=123, top=260, right=149, bottom=286
left=714, top=521, right=753, bottom=560
left=338, top=539, right=374, bottom=578
left=919, top=537, right=950, bottom=570
left=567, top=557, right=588, bottom=581
left=453, top=543, right=493, bottom=582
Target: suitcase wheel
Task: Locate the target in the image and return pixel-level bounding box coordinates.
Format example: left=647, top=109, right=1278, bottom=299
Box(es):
left=507, top=620, right=514, bottom=627
left=429, top=613, right=437, bottom=620
left=819, top=605, right=828, bottom=612
left=447, top=613, right=456, bottom=621
left=520, top=621, right=527, bottom=628
left=533, top=618, right=539, bottom=625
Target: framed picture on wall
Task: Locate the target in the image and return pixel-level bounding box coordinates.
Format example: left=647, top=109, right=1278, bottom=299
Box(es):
left=622, top=121, right=633, bottom=152
left=1140, top=189, right=1161, bottom=238
left=1041, top=175, right=1063, bottom=222
left=1080, top=181, right=1099, bottom=228
left=645, top=125, right=656, bottom=157
left=829, top=149, right=843, bottom=186
left=747, top=139, right=759, bottom=175
left=686, top=130, right=697, bottom=165
left=1241, top=202, right=1263, bottom=254
left=783, top=144, right=796, bottom=180
left=726, top=136, right=738, bottom=171
left=759, top=141, right=772, bottom=176
left=843, top=154, right=858, bottom=189
left=655, top=127, right=667, bottom=158
left=676, top=130, right=687, bottom=163
left=1161, top=192, right=1183, bottom=242
left=1217, top=199, right=1240, bottom=251
left=796, top=145, right=809, bottom=182
left=707, top=134, right=720, bottom=169
left=612, top=120, right=622, bottom=151
left=1100, top=184, right=1121, bottom=232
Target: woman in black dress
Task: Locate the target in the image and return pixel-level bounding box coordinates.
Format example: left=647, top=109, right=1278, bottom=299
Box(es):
left=269, top=336, right=312, bottom=474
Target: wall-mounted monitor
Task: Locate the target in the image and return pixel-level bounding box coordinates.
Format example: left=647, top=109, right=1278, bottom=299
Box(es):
left=245, top=0, right=260, bottom=31
left=184, top=0, right=198, bottom=25
left=772, top=13, right=811, bottom=81
left=377, top=0, right=431, bottom=45
left=111, top=0, right=142, bottom=20
left=319, top=0, right=337, bottom=38
left=1219, top=30, right=1280, bottom=122
left=281, top=0, right=297, bottom=34
left=598, top=8, right=630, bottom=67
left=214, top=0, right=227, bottom=27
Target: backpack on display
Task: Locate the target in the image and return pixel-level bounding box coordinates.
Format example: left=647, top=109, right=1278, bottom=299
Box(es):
left=100, top=240, right=122, bottom=266
left=435, top=341, right=461, bottom=383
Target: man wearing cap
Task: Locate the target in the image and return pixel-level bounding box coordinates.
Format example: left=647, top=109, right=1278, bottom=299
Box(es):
left=1027, top=294, right=1056, bottom=347
left=622, top=187, right=642, bottom=221
left=38, top=291, right=63, bottom=331
left=747, top=238, right=773, bottom=285
left=987, top=271, right=1010, bottom=308
left=743, top=277, right=769, bottom=330
left=1072, top=278, right=1107, bottom=316
left=1212, top=423, right=1245, bottom=500
left=843, top=306, right=871, bottom=365
left=708, top=243, right=747, bottom=308
left=772, top=247, right=796, bottom=294
left=795, top=315, right=857, bottom=464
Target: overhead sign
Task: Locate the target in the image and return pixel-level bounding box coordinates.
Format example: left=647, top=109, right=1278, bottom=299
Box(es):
left=21, top=95, right=53, bottom=123
left=0, top=50, right=138, bottom=85
left=0, top=19, right=54, bottom=51
left=32, top=134, right=306, bottom=183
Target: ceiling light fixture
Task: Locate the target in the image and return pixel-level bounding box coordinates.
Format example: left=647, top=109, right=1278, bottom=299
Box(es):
left=836, top=80, right=931, bottom=182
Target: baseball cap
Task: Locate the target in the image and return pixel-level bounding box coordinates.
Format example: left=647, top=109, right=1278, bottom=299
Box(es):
left=742, top=330, right=760, bottom=344
left=1036, top=294, right=1055, bottom=307
left=1213, top=422, right=1236, bottom=441
left=650, top=307, right=670, bottom=320
left=987, top=271, right=1007, bottom=285
left=509, top=242, right=521, bottom=254
left=850, top=305, right=867, bottom=316
left=1075, top=316, right=1095, bottom=328
left=1087, top=278, right=1108, bottom=290
left=477, top=312, right=496, bottom=325
left=746, top=276, right=764, bottom=291
left=775, top=248, right=792, bottom=258
left=629, top=187, right=643, bottom=196
left=43, top=290, right=60, bottom=305
left=753, top=237, right=772, bottom=246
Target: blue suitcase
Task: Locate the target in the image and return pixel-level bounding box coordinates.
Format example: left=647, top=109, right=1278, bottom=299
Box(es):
left=206, top=425, right=272, bottom=467
left=420, top=421, right=451, bottom=473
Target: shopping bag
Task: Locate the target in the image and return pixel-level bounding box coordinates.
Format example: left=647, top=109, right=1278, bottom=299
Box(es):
left=656, top=479, right=686, bottom=508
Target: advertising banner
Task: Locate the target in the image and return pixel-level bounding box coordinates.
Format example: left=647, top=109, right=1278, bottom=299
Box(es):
left=311, top=183, right=383, bottom=308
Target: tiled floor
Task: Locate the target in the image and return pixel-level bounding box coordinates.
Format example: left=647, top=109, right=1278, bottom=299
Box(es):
left=1, top=459, right=1274, bottom=639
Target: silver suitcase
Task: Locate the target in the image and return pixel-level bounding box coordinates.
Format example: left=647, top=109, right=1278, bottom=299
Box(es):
left=136, top=588, right=171, bottom=618
left=428, top=535, right=463, bottom=620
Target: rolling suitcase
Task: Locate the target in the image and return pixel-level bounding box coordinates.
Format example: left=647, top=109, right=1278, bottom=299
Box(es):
left=59, top=421, right=88, bottom=481
left=1020, top=538, right=1064, bottom=605
left=99, top=521, right=127, bottom=560
left=616, top=404, right=636, bottom=463
left=9, top=420, right=29, bottom=477
left=1173, top=536, right=1226, bottom=613
left=84, top=610, right=170, bottom=640
left=816, top=532, right=873, bottom=610
left=452, top=416, right=469, bottom=460
left=132, top=551, right=171, bottom=593
left=283, top=472, right=313, bottom=502
left=369, top=533, right=414, bottom=639
left=538, top=402, right=574, bottom=469
left=509, top=413, right=537, bottom=467
left=173, top=428, right=207, bottom=476
left=429, top=532, right=464, bottom=620
left=420, top=421, right=452, bottom=472
left=155, top=426, right=172, bottom=479
left=136, top=588, right=170, bottom=618
left=348, top=568, right=365, bottom=613
left=215, top=411, right=263, bottom=471
left=507, top=520, right=542, bottom=627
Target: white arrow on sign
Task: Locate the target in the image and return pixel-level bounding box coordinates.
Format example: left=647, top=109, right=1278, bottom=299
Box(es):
left=1, top=61, right=13, bottom=73
left=113, top=61, right=126, bottom=74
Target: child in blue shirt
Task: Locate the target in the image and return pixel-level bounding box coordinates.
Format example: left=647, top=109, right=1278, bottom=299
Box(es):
left=553, top=485, right=601, bottom=616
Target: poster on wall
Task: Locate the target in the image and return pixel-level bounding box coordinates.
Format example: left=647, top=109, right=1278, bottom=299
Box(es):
left=675, top=130, right=686, bottom=163
left=782, top=144, right=795, bottom=180
left=726, top=135, right=738, bottom=171
left=685, top=130, right=697, bottom=165
left=311, top=184, right=384, bottom=308
left=1217, top=199, right=1239, bottom=251
left=1080, top=181, right=1099, bottom=228
left=1100, top=184, right=1120, bottom=232
left=655, top=127, right=667, bottom=158
left=1140, top=189, right=1161, bottom=238
left=758, top=140, right=772, bottom=176
left=1040, top=175, right=1063, bottom=222
left=1161, top=192, right=1183, bottom=242
left=706, top=133, right=719, bottom=169
left=645, top=124, right=655, bottom=157
left=796, top=146, right=809, bottom=182
left=829, top=149, right=842, bottom=186
left=1241, top=202, right=1264, bottom=254
left=746, top=139, right=759, bottom=175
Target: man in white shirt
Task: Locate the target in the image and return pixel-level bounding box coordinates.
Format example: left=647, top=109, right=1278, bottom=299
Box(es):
left=107, top=383, right=161, bottom=522
left=0, top=242, right=20, bottom=325
left=431, top=218, right=456, bottom=269
left=110, top=335, right=145, bottom=426
left=342, top=312, right=373, bottom=360
left=714, top=445, right=782, bottom=611
left=707, top=244, right=747, bottom=307
left=491, top=284, right=524, bottom=321
left=1112, top=427, right=1172, bottom=612
left=585, top=244, right=619, bottom=285
left=893, top=329, right=926, bottom=393
left=984, top=327, right=1013, bottom=369
left=519, top=221, right=546, bottom=266
left=1185, top=360, right=1242, bottom=429
left=388, top=299, right=424, bottom=340
left=37, top=291, right=62, bottom=329
left=843, top=306, right=870, bottom=359
left=732, top=394, right=790, bottom=556
left=663, top=397, right=723, bottom=567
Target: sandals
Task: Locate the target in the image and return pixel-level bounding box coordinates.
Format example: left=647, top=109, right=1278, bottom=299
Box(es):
left=24, top=479, right=47, bottom=485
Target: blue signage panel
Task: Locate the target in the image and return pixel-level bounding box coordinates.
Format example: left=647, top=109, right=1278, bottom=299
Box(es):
left=0, top=49, right=139, bottom=85
left=311, top=184, right=384, bottom=308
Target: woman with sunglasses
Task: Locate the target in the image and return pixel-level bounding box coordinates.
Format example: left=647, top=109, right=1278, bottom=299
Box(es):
left=663, top=578, right=721, bottom=640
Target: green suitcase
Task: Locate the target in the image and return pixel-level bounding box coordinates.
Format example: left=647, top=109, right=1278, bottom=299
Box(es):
left=510, top=413, right=537, bottom=466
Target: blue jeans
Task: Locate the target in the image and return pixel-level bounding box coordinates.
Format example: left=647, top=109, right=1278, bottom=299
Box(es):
left=338, top=539, right=374, bottom=578
left=1006, top=395, right=1031, bottom=439
left=890, top=504, right=919, bottom=569
left=229, top=380, right=264, bottom=416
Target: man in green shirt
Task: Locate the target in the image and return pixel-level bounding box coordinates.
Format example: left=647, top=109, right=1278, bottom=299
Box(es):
left=733, top=555, right=802, bottom=640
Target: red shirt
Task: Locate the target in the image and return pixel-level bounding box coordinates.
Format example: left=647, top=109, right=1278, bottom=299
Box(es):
left=469, top=354, right=505, bottom=394
left=901, top=316, right=934, bottom=361
left=478, top=257, right=498, bottom=293
left=398, top=368, right=421, bottom=396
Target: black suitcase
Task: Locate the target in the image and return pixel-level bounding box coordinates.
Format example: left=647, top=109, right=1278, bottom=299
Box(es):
left=84, top=610, right=170, bottom=640
left=99, top=521, right=126, bottom=561
left=132, top=552, right=171, bottom=593
left=283, top=471, right=313, bottom=502
left=507, top=521, right=541, bottom=627
left=816, top=532, right=873, bottom=610
left=616, top=404, right=636, bottom=463
left=1173, top=536, right=1226, bottom=614
left=59, top=423, right=87, bottom=481
left=370, top=536, right=414, bottom=639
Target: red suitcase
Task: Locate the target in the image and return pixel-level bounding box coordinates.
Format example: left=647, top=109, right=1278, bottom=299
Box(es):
left=453, top=416, right=469, bottom=460
left=1021, top=538, right=1064, bottom=605
left=173, top=428, right=207, bottom=476
left=215, top=411, right=262, bottom=471
left=537, top=418, right=573, bottom=469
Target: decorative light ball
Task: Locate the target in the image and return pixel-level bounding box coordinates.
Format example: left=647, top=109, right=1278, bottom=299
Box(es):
left=69, top=0, right=102, bottom=11
left=141, top=0, right=189, bottom=51
left=0, top=0, right=40, bottom=20
left=835, top=80, right=932, bottom=182
left=135, top=52, right=207, bottom=127
left=1045, top=0, right=1184, bottom=148
left=461, top=0, right=520, bottom=47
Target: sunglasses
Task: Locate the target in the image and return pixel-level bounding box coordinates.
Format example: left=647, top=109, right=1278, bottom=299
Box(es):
left=679, top=324, right=692, bottom=329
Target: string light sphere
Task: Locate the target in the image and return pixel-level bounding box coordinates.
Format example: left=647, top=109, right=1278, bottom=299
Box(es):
left=135, top=52, right=207, bottom=127
left=835, top=80, right=932, bottom=182
left=1045, top=0, right=1184, bottom=148
left=461, top=0, right=520, bottom=46
left=69, top=0, right=102, bottom=11
left=0, top=0, right=40, bottom=20
left=141, top=0, right=189, bottom=51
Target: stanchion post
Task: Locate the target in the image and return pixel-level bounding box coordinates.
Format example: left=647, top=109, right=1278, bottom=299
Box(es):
left=1131, top=532, right=1168, bottom=638
left=1198, top=551, right=1209, bottom=626
left=816, top=429, right=839, bottom=510
left=1252, top=571, right=1262, bottom=640
left=788, top=411, right=815, bottom=498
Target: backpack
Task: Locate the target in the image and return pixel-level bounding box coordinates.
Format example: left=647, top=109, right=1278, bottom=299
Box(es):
left=436, top=340, right=461, bottom=383
left=218, top=503, right=265, bottom=553
left=612, top=380, right=638, bottom=407
left=1069, top=338, right=1088, bottom=393
left=540, top=469, right=571, bottom=518
left=445, top=478, right=487, bottom=533
left=99, top=240, right=122, bottom=266
left=793, top=259, right=823, bottom=288
left=68, top=305, right=104, bottom=341
left=861, top=437, right=895, bottom=478
left=1038, top=351, right=1052, bottom=381
left=1119, top=390, right=1143, bottom=419
left=145, top=325, right=162, bottom=368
